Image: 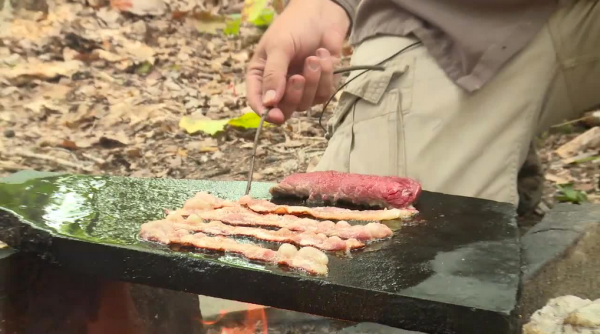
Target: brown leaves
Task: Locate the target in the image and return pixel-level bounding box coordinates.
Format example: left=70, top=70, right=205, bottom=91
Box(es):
left=555, top=127, right=600, bottom=159
left=110, top=0, right=166, bottom=16
left=541, top=124, right=600, bottom=206
left=0, top=60, right=83, bottom=86
left=99, top=132, right=131, bottom=147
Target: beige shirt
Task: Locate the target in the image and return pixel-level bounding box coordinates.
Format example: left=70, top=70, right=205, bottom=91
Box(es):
left=332, top=0, right=558, bottom=92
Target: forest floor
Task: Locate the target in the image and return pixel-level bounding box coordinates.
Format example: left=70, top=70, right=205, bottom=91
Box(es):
left=0, top=0, right=598, bottom=219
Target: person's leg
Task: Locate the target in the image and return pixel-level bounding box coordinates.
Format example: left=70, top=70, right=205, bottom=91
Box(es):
left=518, top=0, right=600, bottom=214
left=315, top=0, right=600, bottom=207
left=536, top=0, right=600, bottom=133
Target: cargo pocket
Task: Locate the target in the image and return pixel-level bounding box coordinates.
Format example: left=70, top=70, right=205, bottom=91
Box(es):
left=315, top=59, right=414, bottom=174
left=346, top=61, right=413, bottom=176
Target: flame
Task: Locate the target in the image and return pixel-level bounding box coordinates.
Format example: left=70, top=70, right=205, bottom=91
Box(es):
left=200, top=310, right=228, bottom=326
left=200, top=303, right=268, bottom=334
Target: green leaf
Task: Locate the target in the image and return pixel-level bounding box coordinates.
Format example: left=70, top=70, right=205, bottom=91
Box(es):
left=249, top=7, right=274, bottom=27
left=135, top=61, right=153, bottom=75
left=179, top=113, right=271, bottom=136
left=224, top=17, right=242, bottom=36
left=573, top=155, right=600, bottom=164
left=243, top=0, right=270, bottom=22
left=228, top=112, right=272, bottom=129
left=555, top=183, right=589, bottom=204
left=179, top=116, right=230, bottom=136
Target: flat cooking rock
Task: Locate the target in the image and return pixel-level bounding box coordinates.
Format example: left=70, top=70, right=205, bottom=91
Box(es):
left=0, top=171, right=521, bottom=334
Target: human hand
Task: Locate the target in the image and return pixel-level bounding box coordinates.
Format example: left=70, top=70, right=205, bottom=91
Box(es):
left=245, top=0, right=350, bottom=124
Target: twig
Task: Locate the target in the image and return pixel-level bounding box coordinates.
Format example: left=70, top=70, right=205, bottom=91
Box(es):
left=205, top=168, right=231, bottom=179
left=54, top=147, right=79, bottom=162
left=82, top=153, right=106, bottom=165
left=292, top=136, right=327, bottom=141
left=14, top=149, right=92, bottom=172
left=550, top=116, right=589, bottom=128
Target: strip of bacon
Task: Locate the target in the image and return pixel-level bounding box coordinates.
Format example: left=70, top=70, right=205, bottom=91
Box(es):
left=139, top=219, right=329, bottom=275
left=238, top=195, right=418, bottom=221
left=169, top=206, right=393, bottom=241
left=171, top=214, right=365, bottom=251
left=183, top=192, right=235, bottom=211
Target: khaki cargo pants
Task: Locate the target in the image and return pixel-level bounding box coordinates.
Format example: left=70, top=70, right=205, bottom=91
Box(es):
left=314, top=0, right=600, bottom=206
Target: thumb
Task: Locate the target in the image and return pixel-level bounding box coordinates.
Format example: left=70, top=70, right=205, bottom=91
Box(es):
left=261, top=49, right=292, bottom=107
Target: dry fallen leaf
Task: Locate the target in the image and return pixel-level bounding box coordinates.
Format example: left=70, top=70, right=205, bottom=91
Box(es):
left=188, top=138, right=220, bottom=152
left=177, top=148, right=188, bottom=157
left=583, top=110, right=600, bottom=127
left=555, top=127, right=600, bottom=158
left=60, top=139, right=79, bottom=150
left=110, top=0, right=166, bottom=16
left=99, top=131, right=131, bottom=147
left=126, top=147, right=142, bottom=158
left=191, top=11, right=229, bottom=35
left=0, top=60, right=83, bottom=86
left=544, top=172, right=572, bottom=185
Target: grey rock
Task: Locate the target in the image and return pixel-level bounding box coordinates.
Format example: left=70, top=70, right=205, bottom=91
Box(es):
left=519, top=203, right=600, bottom=328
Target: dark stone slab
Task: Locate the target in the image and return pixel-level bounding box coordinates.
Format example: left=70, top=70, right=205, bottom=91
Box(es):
left=518, top=202, right=600, bottom=329
left=0, top=245, right=204, bottom=334
left=338, top=323, right=425, bottom=334
left=0, top=171, right=521, bottom=334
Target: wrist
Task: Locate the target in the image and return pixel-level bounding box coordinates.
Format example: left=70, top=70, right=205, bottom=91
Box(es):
left=327, top=0, right=352, bottom=36
left=283, top=0, right=351, bottom=36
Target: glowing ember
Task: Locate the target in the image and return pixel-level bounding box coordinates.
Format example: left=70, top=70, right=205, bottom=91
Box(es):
left=201, top=303, right=268, bottom=334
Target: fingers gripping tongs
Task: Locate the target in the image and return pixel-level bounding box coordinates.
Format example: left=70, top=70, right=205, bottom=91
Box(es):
left=244, top=65, right=385, bottom=196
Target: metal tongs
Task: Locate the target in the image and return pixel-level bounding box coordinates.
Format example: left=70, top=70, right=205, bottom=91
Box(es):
left=244, top=65, right=385, bottom=195
left=245, top=107, right=271, bottom=195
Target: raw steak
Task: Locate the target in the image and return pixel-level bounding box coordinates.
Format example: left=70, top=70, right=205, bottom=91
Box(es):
left=270, top=171, right=422, bottom=209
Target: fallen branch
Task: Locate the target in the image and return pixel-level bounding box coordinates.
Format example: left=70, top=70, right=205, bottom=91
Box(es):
left=14, top=149, right=93, bottom=172
left=82, top=152, right=107, bottom=165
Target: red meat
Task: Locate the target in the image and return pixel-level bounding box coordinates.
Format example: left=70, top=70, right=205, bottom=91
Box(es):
left=270, top=171, right=422, bottom=209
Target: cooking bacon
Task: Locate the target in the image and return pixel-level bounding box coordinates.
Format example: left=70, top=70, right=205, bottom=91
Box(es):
left=238, top=195, right=418, bottom=221
left=183, top=192, right=235, bottom=211
left=270, top=171, right=422, bottom=209
left=139, top=219, right=329, bottom=275
left=170, top=206, right=393, bottom=241
left=172, top=214, right=365, bottom=251
left=139, top=218, right=192, bottom=244
left=175, top=192, right=396, bottom=240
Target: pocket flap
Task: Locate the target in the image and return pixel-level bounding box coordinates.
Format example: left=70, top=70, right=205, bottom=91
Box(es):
left=344, top=65, right=408, bottom=104
left=326, top=62, right=409, bottom=138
